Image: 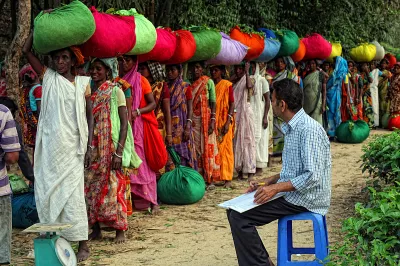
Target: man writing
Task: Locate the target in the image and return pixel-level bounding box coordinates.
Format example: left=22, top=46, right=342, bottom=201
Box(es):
left=227, top=78, right=332, bottom=266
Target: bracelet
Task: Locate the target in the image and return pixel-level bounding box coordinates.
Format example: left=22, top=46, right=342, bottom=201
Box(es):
left=211, top=117, right=216, bottom=121
left=87, top=145, right=95, bottom=150
left=211, top=112, right=216, bottom=116
left=187, top=119, right=193, bottom=123
left=117, top=142, right=124, bottom=149
left=166, top=134, right=172, bottom=137
left=136, top=108, right=141, bottom=116
left=228, top=114, right=233, bottom=120
left=113, top=152, right=123, bottom=158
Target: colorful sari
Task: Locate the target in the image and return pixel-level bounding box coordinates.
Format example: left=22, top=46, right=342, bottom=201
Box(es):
left=326, top=56, right=347, bottom=137
left=19, top=85, right=39, bottom=147
left=214, top=79, right=234, bottom=182
left=388, top=74, right=400, bottom=115
left=123, top=66, right=158, bottom=208
left=340, top=74, right=358, bottom=122
left=85, top=81, right=136, bottom=230
left=191, top=76, right=220, bottom=183
left=233, top=75, right=256, bottom=174
left=303, top=70, right=323, bottom=125
left=378, top=69, right=392, bottom=122
left=360, top=73, right=374, bottom=128
left=152, top=81, right=167, bottom=137
left=166, top=77, right=196, bottom=171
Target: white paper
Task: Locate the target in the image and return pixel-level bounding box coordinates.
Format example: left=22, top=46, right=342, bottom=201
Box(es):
left=218, top=191, right=284, bottom=213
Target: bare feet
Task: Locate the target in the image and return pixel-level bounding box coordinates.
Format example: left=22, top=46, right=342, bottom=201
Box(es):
left=207, top=183, right=216, bottom=191
left=237, top=171, right=244, bottom=180
left=77, top=241, right=90, bottom=262
left=88, top=223, right=102, bottom=241
left=114, top=230, right=126, bottom=244
left=248, top=173, right=255, bottom=182
left=256, top=168, right=263, bottom=176
left=224, top=181, right=232, bottom=188
left=151, top=204, right=161, bottom=215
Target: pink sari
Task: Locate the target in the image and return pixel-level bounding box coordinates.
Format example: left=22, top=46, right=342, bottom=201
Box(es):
left=123, top=66, right=157, bottom=208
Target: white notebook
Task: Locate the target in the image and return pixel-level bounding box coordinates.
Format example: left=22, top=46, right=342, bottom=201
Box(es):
left=218, top=191, right=284, bottom=213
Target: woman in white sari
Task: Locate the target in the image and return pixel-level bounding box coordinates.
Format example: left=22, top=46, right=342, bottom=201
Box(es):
left=250, top=62, right=270, bottom=172
left=23, top=33, right=93, bottom=262
left=232, top=62, right=256, bottom=181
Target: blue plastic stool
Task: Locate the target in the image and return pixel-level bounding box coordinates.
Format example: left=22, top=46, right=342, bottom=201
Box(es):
left=277, top=212, right=329, bottom=265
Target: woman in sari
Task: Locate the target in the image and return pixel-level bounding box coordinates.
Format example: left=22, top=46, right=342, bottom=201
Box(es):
left=138, top=62, right=172, bottom=177
left=271, top=57, right=301, bottom=155
left=387, top=63, right=400, bottom=120
left=326, top=56, right=348, bottom=138
left=119, top=55, right=159, bottom=214
left=359, top=62, right=374, bottom=128
left=340, top=60, right=358, bottom=122
left=210, top=65, right=234, bottom=188
left=165, top=64, right=196, bottom=171
left=23, top=33, right=93, bottom=261
left=85, top=58, right=141, bottom=243
left=303, top=59, right=327, bottom=125
left=249, top=62, right=270, bottom=172
left=189, top=61, right=220, bottom=186
left=379, top=58, right=392, bottom=125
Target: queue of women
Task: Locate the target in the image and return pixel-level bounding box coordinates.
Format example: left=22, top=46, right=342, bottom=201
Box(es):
left=14, top=6, right=400, bottom=262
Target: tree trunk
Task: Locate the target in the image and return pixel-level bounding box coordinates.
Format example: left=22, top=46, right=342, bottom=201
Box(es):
left=5, top=0, right=31, bottom=104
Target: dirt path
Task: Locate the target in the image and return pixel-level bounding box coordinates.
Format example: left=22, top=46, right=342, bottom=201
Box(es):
left=11, top=131, right=386, bottom=266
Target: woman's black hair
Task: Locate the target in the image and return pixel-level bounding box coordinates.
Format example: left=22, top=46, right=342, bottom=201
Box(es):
left=272, top=78, right=303, bottom=112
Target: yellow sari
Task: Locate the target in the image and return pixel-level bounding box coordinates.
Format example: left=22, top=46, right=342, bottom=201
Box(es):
left=214, top=80, right=234, bottom=181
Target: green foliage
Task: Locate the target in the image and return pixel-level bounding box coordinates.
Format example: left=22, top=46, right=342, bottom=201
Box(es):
left=327, top=185, right=400, bottom=266
left=361, top=131, right=400, bottom=188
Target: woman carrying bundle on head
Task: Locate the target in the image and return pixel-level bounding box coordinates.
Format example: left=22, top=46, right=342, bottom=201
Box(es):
left=303, top=59, right=327, bottom=125
left=85, top=58, right=141, bottom=243
left=165, top=64, right=196, bottom=171
left=138, top=61, right=172, bottom=177
left=23, top=32, right=92, bottom=262
left=188, top=61, right=220, bottom=188
left=209, top=65, right=234, bottom=188
left=271, top=57, right=301, bottom=155
left=118, top=55, right=160, bottom=214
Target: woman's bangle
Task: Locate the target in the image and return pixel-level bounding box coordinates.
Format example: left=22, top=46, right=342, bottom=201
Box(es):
left=117, top=142, right=124, bottom=149
left=187, top=118, right=193, bottom=123
left=166, top=134, right=172, bottom=137
left=87, top=145, right=95, bottom=150
left=228, top=114, right=233, bottom=120
left=211, top=117, right=216, bottom=121
left=113, top=152, right=123, bottom=158
left=136, top=108, right=141, bottom=116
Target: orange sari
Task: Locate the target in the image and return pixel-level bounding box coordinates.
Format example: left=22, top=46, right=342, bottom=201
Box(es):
left=214, top=80, right=234, bottom=182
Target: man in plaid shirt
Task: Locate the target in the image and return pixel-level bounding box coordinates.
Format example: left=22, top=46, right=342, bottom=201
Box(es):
left=227, top=78, right=332, bottom=266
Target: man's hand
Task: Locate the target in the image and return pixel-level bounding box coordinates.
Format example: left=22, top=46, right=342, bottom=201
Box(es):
left=84, top=151, right=92, bottom=169
left=254, top=185, right=278, bottom=205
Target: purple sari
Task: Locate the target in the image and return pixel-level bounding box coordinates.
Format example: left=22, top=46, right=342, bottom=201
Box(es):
left=166, top=76, right=196, bottom=171
left=123, top=65, right=157, bottom=207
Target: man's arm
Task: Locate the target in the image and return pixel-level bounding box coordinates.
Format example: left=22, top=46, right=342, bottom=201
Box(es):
left=254, top=129, right=328, bottom=204
left=5, top=152, right=19, bottom=164
left=1, top=109, right=21, bottom=164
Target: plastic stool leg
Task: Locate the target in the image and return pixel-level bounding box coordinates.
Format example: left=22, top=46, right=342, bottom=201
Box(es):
left=287, top=220, right=293, bottom=260
left=277, top=218, right=290, bottom=266
left=312, top=215, right=328, bottom=263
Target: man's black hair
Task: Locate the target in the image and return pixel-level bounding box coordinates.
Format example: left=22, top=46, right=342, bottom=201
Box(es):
left=272, top=78, right=303, bottom=112
left=0, top=97, right=18, bottom=116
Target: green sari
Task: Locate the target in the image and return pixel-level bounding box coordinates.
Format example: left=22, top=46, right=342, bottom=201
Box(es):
left=303, top=71, right=323, bottom=125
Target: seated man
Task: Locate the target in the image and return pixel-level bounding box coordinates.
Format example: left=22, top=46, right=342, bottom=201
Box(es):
left=227, top=78, right=332, bottom=266
left=0, top=104, right=21, bottom=264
